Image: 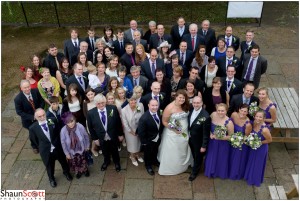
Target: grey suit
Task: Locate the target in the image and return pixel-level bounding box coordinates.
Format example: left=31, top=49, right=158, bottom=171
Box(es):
left=124, top=28, right=144, bottom=42
left=132, top=39, right=148, bottom=52
left=127, top=74, right=149, bottom=95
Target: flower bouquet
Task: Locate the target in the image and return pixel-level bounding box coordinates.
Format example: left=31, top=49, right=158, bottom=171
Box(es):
left=244, top=133, right=262, bottom=150
left=168, top=117, right=187, bottom=138
left=249, top=101, right=259, bottom=117
left=229, top=132, right=244, bottom=150
left=214, top=125, right=227, bottom=139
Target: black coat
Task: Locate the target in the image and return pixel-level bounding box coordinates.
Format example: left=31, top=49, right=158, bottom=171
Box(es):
left=65, top=74, right=89, bottom=99
left=140, top=92, right=167, bottom=111
left=198, top=28, right=216, bottom=56
left=216, top=55, right=240, bottom=78
left=140, top=58, right=165, bottom=81
left=220, top=77, right=243, bottom=99
left=149, top=33, right=174, bottom=50
left=203, top=87, right=227, bottom=114
left=63, top=38, right=82, bottom=66
left=177, top=78, right=205, bottom=96
left=181, top=33, right=205, bottom=54
left=170, top=23, right=190, bottom=50
left=217, top=34, right=240, bottom=51
left=228, top=94, right=259, bottom=117
left=42, top=52, right=65, bottom=77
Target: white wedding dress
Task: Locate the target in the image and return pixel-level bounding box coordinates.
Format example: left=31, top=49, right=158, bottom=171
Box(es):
left=157, top=112, right=192, bottom=175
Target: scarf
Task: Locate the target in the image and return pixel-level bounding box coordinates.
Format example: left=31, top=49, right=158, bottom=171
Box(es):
left=66, top=123, right=81, bottom=150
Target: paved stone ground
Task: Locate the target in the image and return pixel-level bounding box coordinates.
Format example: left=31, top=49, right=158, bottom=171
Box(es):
left=1, top=2, right=299, bottom=200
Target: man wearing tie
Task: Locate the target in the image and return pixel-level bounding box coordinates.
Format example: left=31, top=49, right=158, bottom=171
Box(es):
left=199, top=20, right=216, bottom=56
left=140, top=49, right=165, bottom=81
left=112, top=29, right=130, bottom=58
left=228, top=83, right=259, bottom=117
left=120, top=43, right=136, bottom=74
left=140, top=81, right=167, bottom=111
left=182, top=23, right=205, bottom=55
left=127, top=65, right=149, bottom=95
left=87, top=94, right=124, bottom=172
left=149, top=24, right=173, bottom=50
left=15, top=80, right=45, bottom=129
left=43, top=44, right=64, bottom=77
left=124, top=20, right=144, bottom=42
left=175, top=41, right=194, bottom=78
left=85, top=26, right=100, bottom=52
left=170, top=17, right=189, bottom=50
left=188, top=96, right=211, bottom=181
left=216, top=46, right=240, bottom=77
left=29, top=108, right=73, bottom=187
left=64, top=28, right=82, bottom=66
left=137, top=99, right=163, bottom=175
left=220, top=65, right=243, bottom=99
left=217, top=26, right=240, bottom=51
left=132, top=30, right=148, bottom=52
left=241, top=44, right=267, bottom=89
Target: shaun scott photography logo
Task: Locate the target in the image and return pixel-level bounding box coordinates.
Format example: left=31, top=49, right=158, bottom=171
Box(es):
left=0, top=190, right=45, bottom=200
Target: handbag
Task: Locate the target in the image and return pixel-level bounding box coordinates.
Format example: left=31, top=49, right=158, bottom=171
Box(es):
left=85, top=150, right=94, bottom=166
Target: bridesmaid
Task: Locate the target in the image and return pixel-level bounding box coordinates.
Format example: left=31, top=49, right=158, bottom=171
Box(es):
left=204, top=103, right=234, bottom=179
left=257, top=87, right=277, bottom=127
left=229, top=104, right=252, bottom=180
left=244, top=110, right=272, bottom=187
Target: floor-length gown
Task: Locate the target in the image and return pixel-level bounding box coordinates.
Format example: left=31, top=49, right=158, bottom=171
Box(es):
left=157, top=112, right=192, bottom=175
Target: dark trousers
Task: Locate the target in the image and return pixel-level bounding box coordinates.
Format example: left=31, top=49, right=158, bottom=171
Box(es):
left=101, top=140, right=120, bottom=165
left=144, top=140, right=160, bottom=168
left=189, top=141, right=205, bottom=175
left=46, top=148, right=69, bottom=181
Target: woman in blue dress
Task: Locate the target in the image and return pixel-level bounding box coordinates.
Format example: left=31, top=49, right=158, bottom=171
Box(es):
left=229, top=104, right=252, bottom=180
left=210, top=38, right=227, bottom=61
left=244, top=110, right=272, bottom=187
left=205, top=103, right=234, bottom=179
left=257, top=87, right=277, bottom=126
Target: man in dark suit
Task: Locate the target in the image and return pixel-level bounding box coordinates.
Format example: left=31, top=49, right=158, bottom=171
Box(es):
left=141, top=49, right=165, bottom=81
left=240, top=30, right=257, bottom=67
left=87, top=94, right=124, bottom=172
left=132, top=30, right=148, bottom=52
left=199, top=20, right=216, bottom=56
left=178, top=67, right=205, bottom=96
left=120, top=43, right=136, bottom=74
left=43, top=44, right=64, bottom=77
left=15, top=80, right=45, bottom=129
left=241, top=44, right=267, bottom=89
left=188, top=96, right=211, bottom=181
left=170, top=17, right=190, bottom=50
left=70, top=41, right=93, bottom=64
left=149, top=24, right=173, bottom=50
left=216, top=46, right=240, bottom=77
left=176, top=41, right=194, bottom=78
left=228, top=83, right=259, bottom=117
left=65, top=63, right=89, bottom=99
left=64, top=28, right=82, bottom=66
left=221, top=65, right=243, bottom=99
left=140, top=81, right=167, bottom=111
left=182, top=23, right=205, bottom=55
left=29, top=108, right=72, bottom=187
left=124, top=20, right=144, bottom=42
left=137, top=99, right=163, bottom=175
left=112, top=29, right=130, bottom=58
left=85, top=26, right=100, bottom=52
left=127, top=65, right=149, bottom=95
left=217, top=26, right=240, bottom=51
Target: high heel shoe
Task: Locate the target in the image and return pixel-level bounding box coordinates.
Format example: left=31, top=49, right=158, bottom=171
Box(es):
left=130, top=156, right=138, bottom=166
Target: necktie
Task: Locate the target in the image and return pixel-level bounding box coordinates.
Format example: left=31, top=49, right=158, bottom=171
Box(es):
left=130, top=54, right=135, bottom=65
left=245, top=58, right=254, bottom=81
left=154, top=95, right=158, bottom=101
left=192, top=37, right=195, bottom=51
left=159, top=37, right=163, bottom=45
left=134, top=79, right=137, bottom=86
left=120, top=41, right=124, bottom=56
left=74, top=41, right=78, bottom=49
left=227, top=80, right=231, bottom=90
left=120, top=41, right=123, bottom=49
left=100, top=111, right=106, bottom=125
left=179, top=28, right=183, bottom=36
left=41, top=123, right=48, bottom=132
left=28, top=95, right=35, bottom=110
left=152, top=114, right=159, bottom=124
left=226, top=38, right=230, bottom=47
left=203, top=30, right=207, bottom=36
left=227, top=59, right=232, bottom=66
left=151, top=62, right=156, bottom=79
left=55, top=56, right=60, bottom=68
left=91, top=38, right=94, bottom=51
left=181, top=52, right=184, bottom=64
left=78, top=76, right=85, bottom=89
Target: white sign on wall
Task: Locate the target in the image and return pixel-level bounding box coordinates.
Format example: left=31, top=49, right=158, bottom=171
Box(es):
left=227, top=2, right=264, bottom=18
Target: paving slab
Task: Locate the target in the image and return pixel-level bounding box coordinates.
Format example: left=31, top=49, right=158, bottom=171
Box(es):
left=267, top=75, right=290, bottom=87
left=16, top=127, right=29, bottom=141
left=1, top=137, right=15, bottom=152
left=274, top=168, right=297, bottom=192
left=154, top=173, right=192, bottom=199
left=1, top=153, right=18, bottom=174
left=294, top=165, right=299, bottom=174
left=265, top=159, right=276, bottom=178
left=69, top=184, right=101, bottom=194
left=269, top=143, right=294, bottom=169
left=46, top=193, right=67, bottom=200
left=192, top=174, right=215, bottom=199
left=17, top=148, right=43, bottom=161
left=100, top=191, right=123, bottom=200
left=254, top=177, right=277, bottom=200
left=23, top=138, right=32, bottom=149
left=9, top=139, right=27, bottom=153
left=3, top=160, right=45, bottom=190
left=101, top=169, right=125, bottom=194
left=214, top=178, right=255, bottom=200
left=126, top=158, right=154, bottom=179
left=1, top=173, right=8, bottom=186
left=38, top=170, right=71, bottom=194
left=288, top=150, right=299, bottom=165
left=277, top=56, right=299, bottom=64
left=123, top=178, right=153, bottom=199
left=1, top=122, right=22, bottom=138
left=66, top=193, right=101, bottom=200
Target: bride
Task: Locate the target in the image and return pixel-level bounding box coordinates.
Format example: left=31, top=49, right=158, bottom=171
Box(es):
left=158, top=89, right=193, bottom=175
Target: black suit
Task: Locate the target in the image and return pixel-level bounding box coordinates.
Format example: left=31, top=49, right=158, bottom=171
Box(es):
left=64, top=38, right=82, bottom=66
left=178, top=78, right=205, bottom=96
left=149, top=33, right=173, bottom=50
left=71, top=50, right=93, bottom=65
left=127, top=74, right=149, bottom=95
left=132, top=39, right=148, bottom=52
left=140, top=92, right=167, bottom=111
left=87, top=105, right=124, bottom=165
left=120, top=53, right=136, bottom=74
left=170, top=24, right=190, bottom=50
left=240, top=41, right=257, bottom=64
left=14, top=89, right=45, bottom=129
left=199, top=28, right=216, bottom=56
left=29, top=119, right=69, bottom=181
left=241, top=55, right=268, bottom=89
left=181, top=33, right=205, bottom=54
left=176, top=49, right=194, bottom=78
left=228, top=94, right=259, bottom=117
left=85, top=36, right=100, bottom=52
left=112, top=39, right=130, bottom=58
left=216, top=56, right=240, bottom=77
left=188, top=108, right=211, bottom=175
left=217, top=35, right=240, bottom=51
left=137, top=110, right=163, bottom=168
left=42, top=52, right=65, bottom=77
left=65, top=74, right=89, bottom=99
left=140, top=58, right=165, bottom=81
left=221, top=77, right=243, bottom=99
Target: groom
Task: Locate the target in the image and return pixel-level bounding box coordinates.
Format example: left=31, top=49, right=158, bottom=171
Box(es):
left=188, top=96, right=211, bottom=181
left=137, top=99, right=163, bottom=176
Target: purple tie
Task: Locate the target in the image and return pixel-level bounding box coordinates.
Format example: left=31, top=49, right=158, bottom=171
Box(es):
left=226, top=38, right=230, bottom=47
left=100, top=111, right=106, bottom=125
left=130, top=54, right=135, bottom=65
left=151, top=62, right=156, bottom=79
left=78, top=76, right=83, bottom=85
left=180, top=52, right=184, bottom=63
left=152, top=114, right=159, bottom=124
left=134, top=79, right=137, bottom=86
left=227, top=80, right=231, bottom=89
left=41, top=123, right=48, bottom=132
left=227, top=59, right=232, bottom=66
left=245, top=58, right=254, bottom=81
left=154, top=95, right=158, bottom=101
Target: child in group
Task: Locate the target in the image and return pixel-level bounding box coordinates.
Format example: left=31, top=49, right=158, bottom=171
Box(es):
left=87, top=65, right=100, bottom=90
left=103, top=76, right=120, bottom=96
left=117, top=66, right=133, bottom=98
left=46, top=96, right=64, bottom=129
left=106, top=92, right=116, bottom=105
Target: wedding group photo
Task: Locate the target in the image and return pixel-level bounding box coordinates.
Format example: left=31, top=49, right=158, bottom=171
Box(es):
left=1, top=1, right=299, bottom=200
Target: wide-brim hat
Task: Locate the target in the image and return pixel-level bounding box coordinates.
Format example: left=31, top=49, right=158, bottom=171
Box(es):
left=157, top=41, right=171, bottom=49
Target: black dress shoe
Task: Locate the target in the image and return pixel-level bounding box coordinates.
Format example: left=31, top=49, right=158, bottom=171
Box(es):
left=64, top=173, right=73, bottom=181
left=85, top=170, right=90, bottom=177
left=50, top=180, right=57, bottom=188
left=188, top=174, right=197, bottom=181
left=76, top=173, right=82, bottom=179
left=115, top=164, right=121, bottom=172
left=101, top=163, right=110, bottom=171
left=146, top=168, right=154, bottom=176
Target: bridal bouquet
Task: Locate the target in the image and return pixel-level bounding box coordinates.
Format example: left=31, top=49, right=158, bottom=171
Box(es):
left=214, top=125, right=227, bottom=139
left=168, top=118, right=187, bottom=138
left=229, top=132, right=244, bottom=150
left=249, top=101, right=259, bottom=117
left=244, top=133, right=262, bottom=150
